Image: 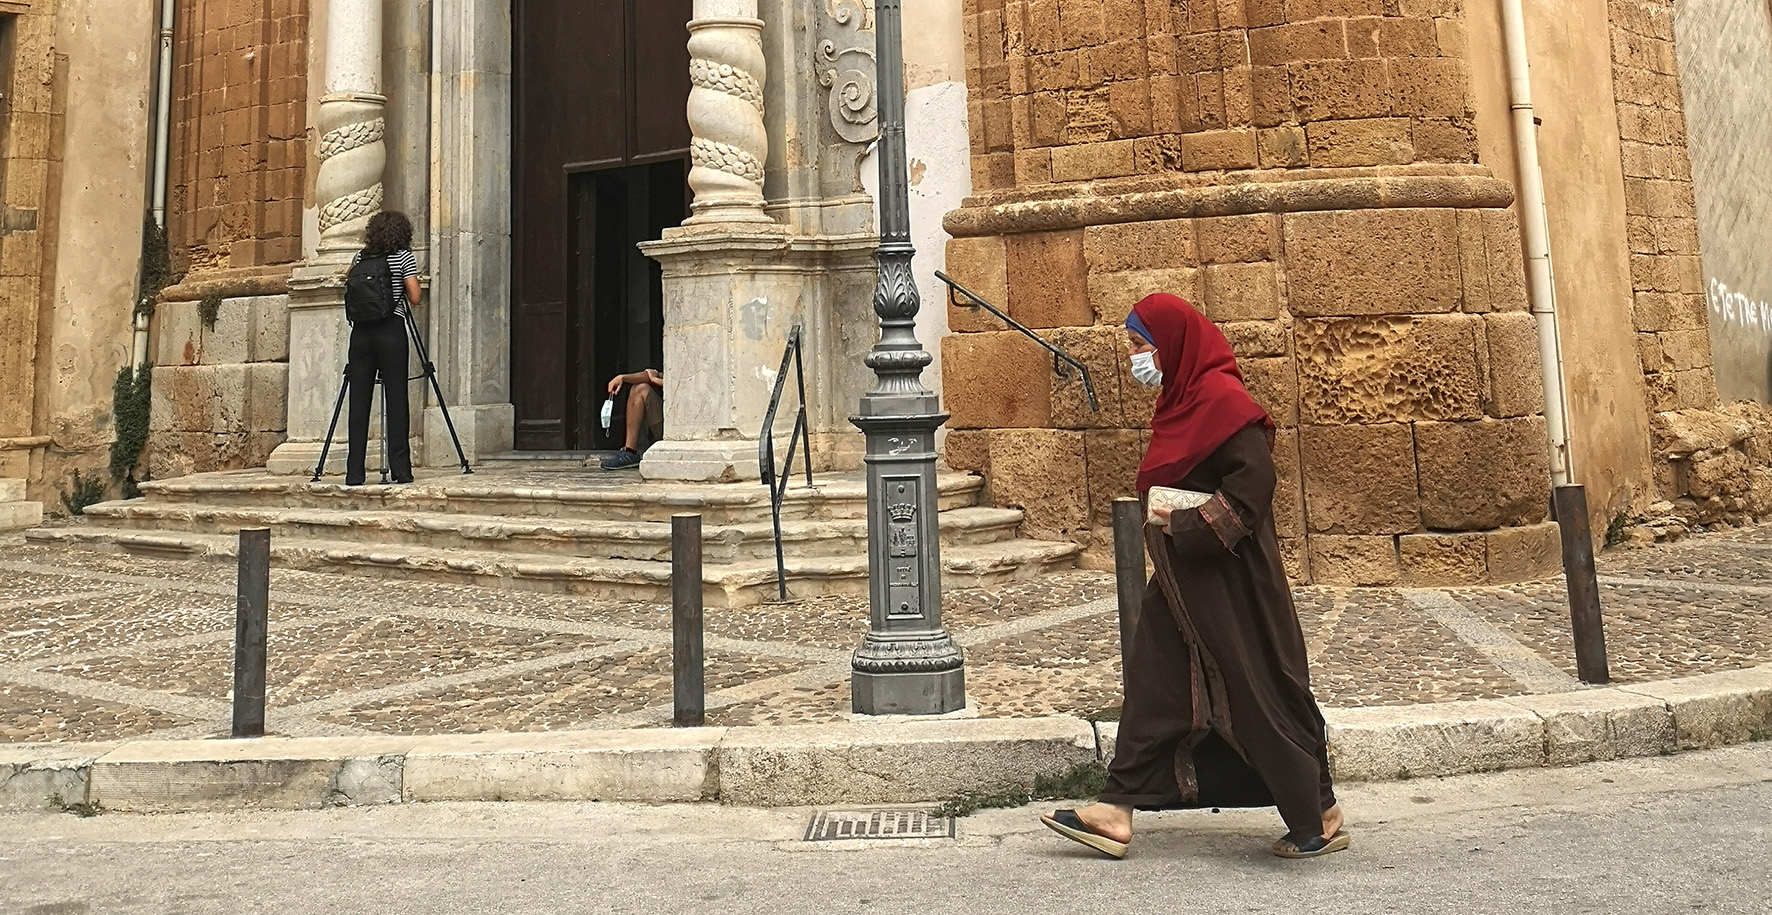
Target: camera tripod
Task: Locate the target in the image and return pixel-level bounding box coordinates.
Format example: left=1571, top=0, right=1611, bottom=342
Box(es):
left=311, top=308, right=474, bottom=483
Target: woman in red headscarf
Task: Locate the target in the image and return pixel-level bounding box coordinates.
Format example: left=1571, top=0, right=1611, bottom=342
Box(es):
left=1041, top=293, right=1346, bottom=860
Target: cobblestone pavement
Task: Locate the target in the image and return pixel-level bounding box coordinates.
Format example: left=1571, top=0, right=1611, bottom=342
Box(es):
left=2, top=526, right=1769, bottom=745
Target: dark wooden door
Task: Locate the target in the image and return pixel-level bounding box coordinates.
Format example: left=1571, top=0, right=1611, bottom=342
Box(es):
left=511, top=0, right=691, bottom=451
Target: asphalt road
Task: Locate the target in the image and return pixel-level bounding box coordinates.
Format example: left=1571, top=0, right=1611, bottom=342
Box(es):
left=3, top=743, right=1769, bottom=915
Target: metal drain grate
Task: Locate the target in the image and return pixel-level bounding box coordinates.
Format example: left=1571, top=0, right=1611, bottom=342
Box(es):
left=804, top=808, right=956, bottom=842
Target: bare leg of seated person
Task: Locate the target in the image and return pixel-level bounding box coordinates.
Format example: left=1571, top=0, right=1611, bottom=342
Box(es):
left=600, top=383, right=654, bottom=470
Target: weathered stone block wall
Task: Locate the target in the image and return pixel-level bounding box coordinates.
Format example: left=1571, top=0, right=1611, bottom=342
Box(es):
left=1612, top=0, right=1772, bottom=529
left=948, top=0, right=1561, bottom=585
left=169, top=0, right=308, bottom=275
left=147, top=294, right=289, bottom=478
left=0, top=4, right=65, bottom=490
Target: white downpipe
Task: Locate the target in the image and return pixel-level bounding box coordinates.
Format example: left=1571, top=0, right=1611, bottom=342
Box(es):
left=135, top=0, right=176, bottom=371
left=1500, top=0, right=1574, bottom=487
left=151, top=0, right=175, bottom=226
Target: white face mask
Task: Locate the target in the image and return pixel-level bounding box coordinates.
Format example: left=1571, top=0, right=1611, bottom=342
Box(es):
left=1130, top=351, right=1163, bottom=387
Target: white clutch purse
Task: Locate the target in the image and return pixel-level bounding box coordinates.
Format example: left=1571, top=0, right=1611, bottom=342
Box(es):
left=1146, top=486, right=1214, bottom=526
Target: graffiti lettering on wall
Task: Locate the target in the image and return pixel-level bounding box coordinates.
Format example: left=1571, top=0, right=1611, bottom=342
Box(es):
left=1709, top=278, right=1772, bottom=336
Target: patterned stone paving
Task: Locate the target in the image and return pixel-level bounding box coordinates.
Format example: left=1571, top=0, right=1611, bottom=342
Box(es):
left=2, top=525, right=1770, bottom=744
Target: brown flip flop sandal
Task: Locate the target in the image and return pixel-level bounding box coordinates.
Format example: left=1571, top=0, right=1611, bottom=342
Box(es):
left=1041, top=809, right=1130, bottom=859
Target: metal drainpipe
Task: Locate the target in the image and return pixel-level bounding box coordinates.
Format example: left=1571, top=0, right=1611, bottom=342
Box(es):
left=1500, top=0, right=1573, bottom=487
left=136, top=0, right=177, bottom=370
left=1500, top=0, right=1610, bottom=684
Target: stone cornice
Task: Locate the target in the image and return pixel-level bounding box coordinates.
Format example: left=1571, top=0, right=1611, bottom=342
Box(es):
left=943, top=164, right=1517, bottom=238
left=159, top=264, right=294, bottom=302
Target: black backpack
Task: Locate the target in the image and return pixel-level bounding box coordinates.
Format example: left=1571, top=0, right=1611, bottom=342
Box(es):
left=344, top=254, right=396, bottom=324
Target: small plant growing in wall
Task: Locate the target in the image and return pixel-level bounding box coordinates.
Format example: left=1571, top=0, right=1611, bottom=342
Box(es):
left=59, top=470, right=106, bottom=516
left=109, top=364, right=153, bottom=499
left=199, top=293, right=224, bottom=330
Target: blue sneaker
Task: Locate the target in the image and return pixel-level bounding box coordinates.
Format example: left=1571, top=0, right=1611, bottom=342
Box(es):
left=600, top=448, right=643, bottom=471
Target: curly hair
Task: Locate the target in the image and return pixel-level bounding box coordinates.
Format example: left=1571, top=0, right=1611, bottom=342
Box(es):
left=362, top=211, right=414, bottom=256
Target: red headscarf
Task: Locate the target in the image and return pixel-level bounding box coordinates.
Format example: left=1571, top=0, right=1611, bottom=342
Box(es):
left=1130, top=294, right=1273, bottom=493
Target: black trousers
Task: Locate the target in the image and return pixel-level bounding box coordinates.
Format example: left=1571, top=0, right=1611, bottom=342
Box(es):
left=345, top=316, right=412, bottom=483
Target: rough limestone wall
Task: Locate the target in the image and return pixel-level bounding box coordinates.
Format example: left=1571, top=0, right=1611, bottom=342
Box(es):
left=0, top=3, right=66, bottom=495
left=146, top=0, right=307, bottom=479
left=945, top=0, right=1561, bottom=585
left=147, top=294, right=290, bottom=479
left=1609, top=0, right=1772, bottom=533
left=169, top=0, right=309, bottom=275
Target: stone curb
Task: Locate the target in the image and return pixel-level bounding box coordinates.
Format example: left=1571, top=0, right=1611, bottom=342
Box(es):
left=4, top=664, right=1767, bottom=814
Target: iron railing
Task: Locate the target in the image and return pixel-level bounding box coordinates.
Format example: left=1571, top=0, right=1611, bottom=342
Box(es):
left=758, top=325, right=815, bottom=602
left=934, top=270, right=1102, bottom=413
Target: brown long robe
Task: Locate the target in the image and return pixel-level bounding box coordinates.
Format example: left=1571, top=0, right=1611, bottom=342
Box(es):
left=1099, top=423, right=1336, bottom=839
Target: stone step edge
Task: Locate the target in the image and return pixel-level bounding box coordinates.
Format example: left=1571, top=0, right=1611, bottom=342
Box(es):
left=4, top=663, right=1766, bottom=813
left=79, top=503, right=1029, bottom=547
left=22, top=527, right=1083, bottom=588
left=138, top=472, right=987, bottom=507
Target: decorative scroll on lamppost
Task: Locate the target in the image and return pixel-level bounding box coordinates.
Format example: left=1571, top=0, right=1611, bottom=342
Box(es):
left=849, top=0, right=966, bottom=716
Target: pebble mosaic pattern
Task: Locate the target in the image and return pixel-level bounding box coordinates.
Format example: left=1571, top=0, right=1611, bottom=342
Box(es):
left=1, top=523, right=1769, bottom=745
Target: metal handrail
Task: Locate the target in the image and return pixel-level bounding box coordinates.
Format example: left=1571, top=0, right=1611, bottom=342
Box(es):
left=934, top=270, right=1101, bottom=412
left=758, top=325, right=815, bottom=602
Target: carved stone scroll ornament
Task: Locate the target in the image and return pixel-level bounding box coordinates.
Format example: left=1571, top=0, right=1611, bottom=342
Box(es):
left=820, top=0, right=879, bottom=145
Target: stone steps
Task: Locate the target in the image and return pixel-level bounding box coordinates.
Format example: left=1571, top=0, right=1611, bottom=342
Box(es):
left=24, top=526, right=1082, bottom=607
left=75, top=501, right=1028, bottom=563
left=133, top=470, right=986, bottom=524
left=0, top=478, right=42, bottom=532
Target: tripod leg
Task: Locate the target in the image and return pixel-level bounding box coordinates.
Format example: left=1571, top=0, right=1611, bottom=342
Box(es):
left=378, top=371, right=391, bottom=485
left=312, top=370, right=350, bottom=483
left=404, top=310, right=475, bottom=474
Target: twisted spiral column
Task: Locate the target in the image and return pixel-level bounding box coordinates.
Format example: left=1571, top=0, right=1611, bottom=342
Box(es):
left=684, top=0, right=771, bottom=225
left=315, top=0, right=387, bottom=257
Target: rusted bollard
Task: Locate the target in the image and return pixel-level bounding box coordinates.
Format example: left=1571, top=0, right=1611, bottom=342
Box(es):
left=232, top=528, right=271, bottom=738
left=1554, top=485, right=1610, bottom=684
left=672, top=513, right=705, bottom=727
left=1111, top=498, right=1145, bottom=687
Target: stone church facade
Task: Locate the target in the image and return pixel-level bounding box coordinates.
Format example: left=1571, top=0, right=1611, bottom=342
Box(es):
left=3, top=0, right=1769, bottom=586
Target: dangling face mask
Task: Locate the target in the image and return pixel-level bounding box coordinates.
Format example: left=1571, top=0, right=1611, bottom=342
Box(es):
left=1130, top=350, right=1163, bottom=387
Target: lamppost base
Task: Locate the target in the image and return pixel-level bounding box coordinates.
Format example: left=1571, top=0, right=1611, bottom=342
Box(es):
left=851, top=666, right=966, bottom=716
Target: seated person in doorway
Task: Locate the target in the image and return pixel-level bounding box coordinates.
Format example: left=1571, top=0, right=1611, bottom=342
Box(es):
left=600, top=368, right=664, bottom=470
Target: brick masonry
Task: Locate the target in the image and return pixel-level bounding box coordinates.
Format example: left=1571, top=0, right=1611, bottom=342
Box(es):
left=168, top=0, right=308, bottom=276
left=949, top=0, right=1559, bottom=586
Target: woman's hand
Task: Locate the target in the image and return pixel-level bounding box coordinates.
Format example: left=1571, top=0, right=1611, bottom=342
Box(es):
left=1151, top=505, right=1173, bottom=533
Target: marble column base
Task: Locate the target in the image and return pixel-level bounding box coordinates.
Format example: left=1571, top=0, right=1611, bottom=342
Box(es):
left=639, top=439, right=761, bottom=483
left=422, top=402, right=513, bottom=469
left=266, top=439, right=387, bottom=478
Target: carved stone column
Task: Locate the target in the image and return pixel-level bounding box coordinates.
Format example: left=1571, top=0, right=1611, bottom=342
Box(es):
left=314, top=0, right=387, bottom=259
left=684, top=0, right=771, bottom=225
left=268, top=0, right=389, bottom=474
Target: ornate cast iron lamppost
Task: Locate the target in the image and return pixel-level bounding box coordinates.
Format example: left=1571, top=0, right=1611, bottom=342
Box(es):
left=849, top=0, right=966, bottom=715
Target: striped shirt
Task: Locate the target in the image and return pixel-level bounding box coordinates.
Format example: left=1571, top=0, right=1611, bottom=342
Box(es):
left=352, top=249, right=420, bottom=318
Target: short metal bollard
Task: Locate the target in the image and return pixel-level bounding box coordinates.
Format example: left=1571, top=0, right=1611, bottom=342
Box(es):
left=1110, top=498, right=1145, bottom=684
left=672, top=513, right=705, bottom=728
left=232, top=528, right=271, bottom=738
left=1553, top=485, right=1610, bottom=684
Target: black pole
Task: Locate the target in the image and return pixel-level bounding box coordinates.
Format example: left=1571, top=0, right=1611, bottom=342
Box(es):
left=312, top=370, right=350, bottom=482
left=232, top=528, right=271, bottom=738
left=672, top=513, right=705, bottom=727
left=404, top=308, right=474, bottom=475
left=1553, top=484, right=1609, bottom=684
left=1111, top=498, right=1144, bottom=689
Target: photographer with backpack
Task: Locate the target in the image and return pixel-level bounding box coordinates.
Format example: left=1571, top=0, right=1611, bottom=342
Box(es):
left=342, top=212, right=422, bottom=486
